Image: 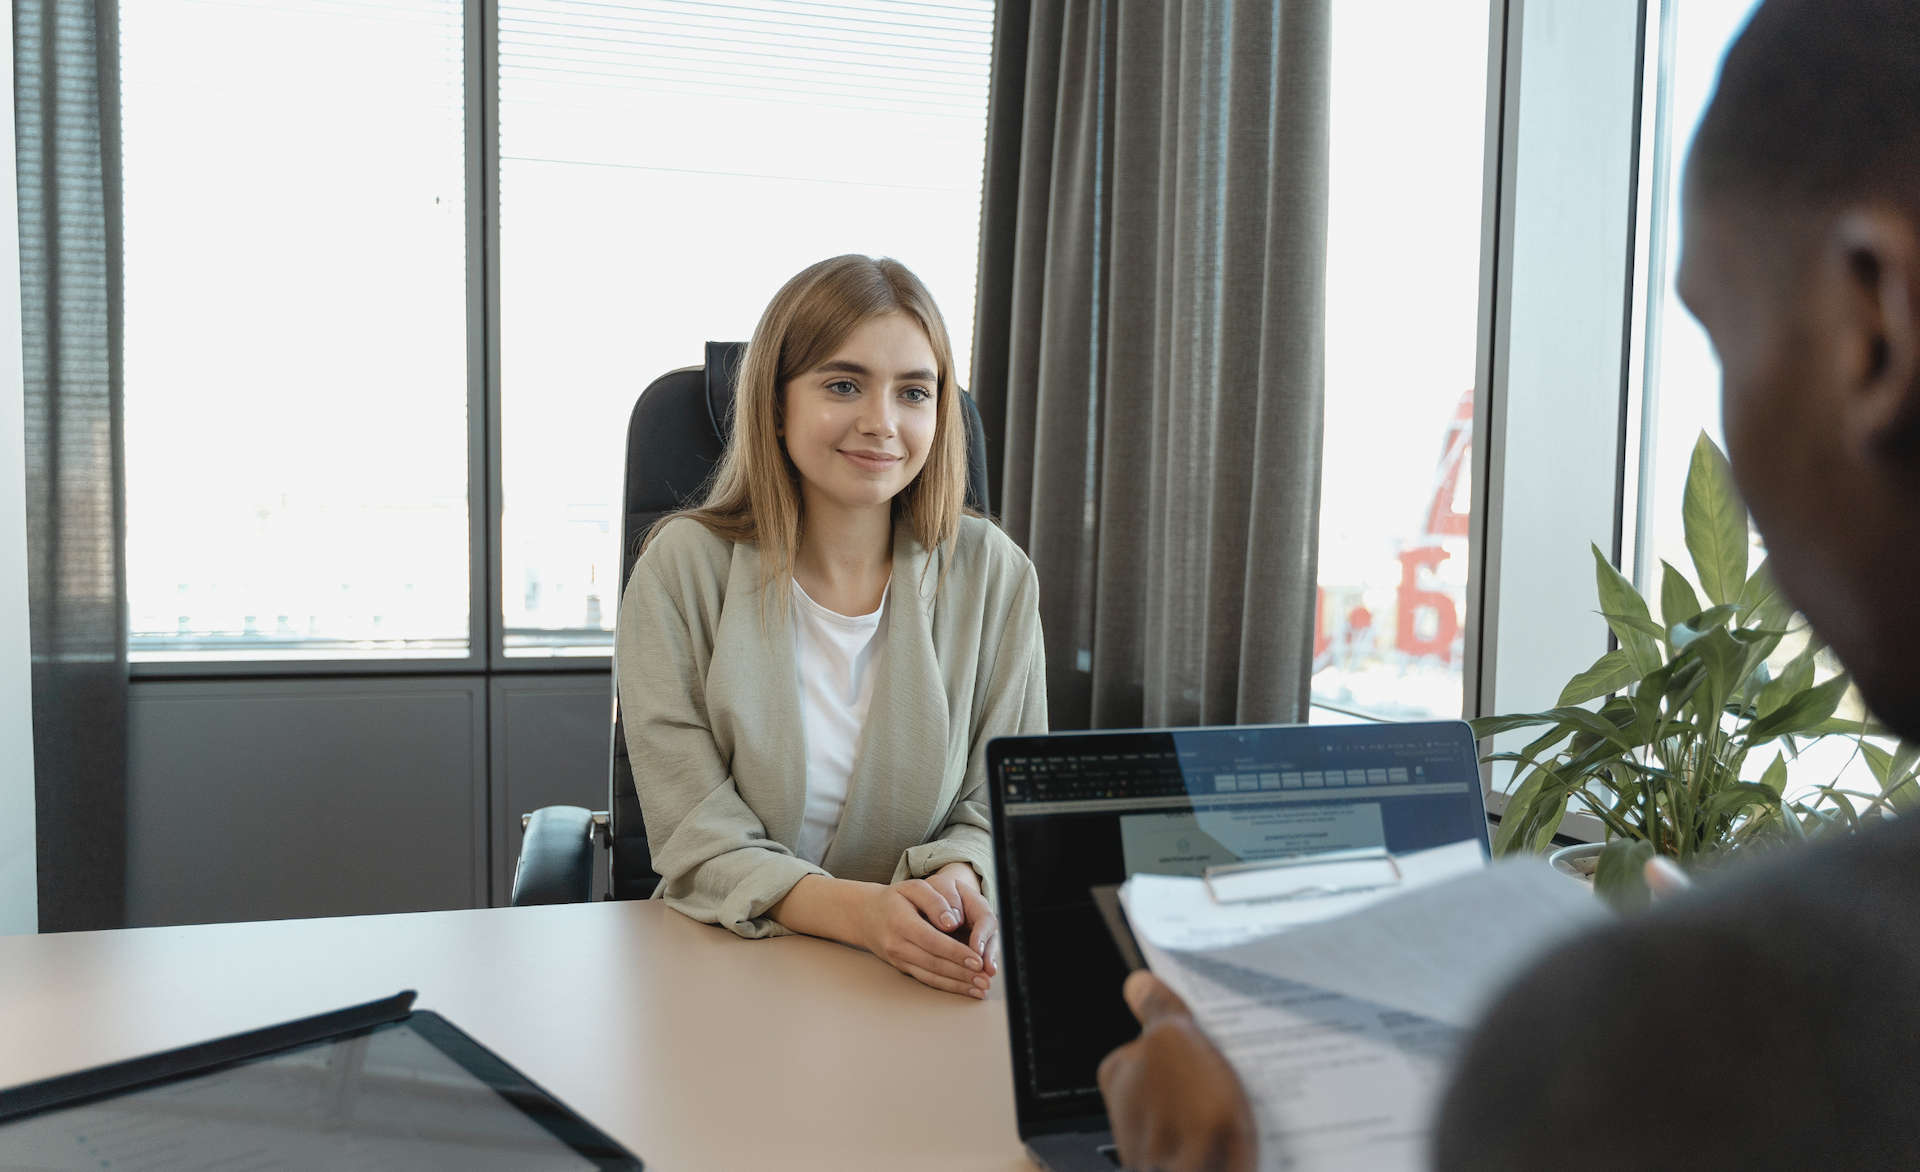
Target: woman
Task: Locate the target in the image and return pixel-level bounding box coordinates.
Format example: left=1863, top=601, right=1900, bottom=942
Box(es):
left=618, top=255, right=1047, bottom=999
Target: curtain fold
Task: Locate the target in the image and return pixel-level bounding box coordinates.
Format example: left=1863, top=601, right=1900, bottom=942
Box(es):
left=15, top=0, right=129, bottom=931
left=974, top=0, right=1330, bottom=730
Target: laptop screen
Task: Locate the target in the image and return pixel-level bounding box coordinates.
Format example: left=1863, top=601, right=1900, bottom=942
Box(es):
left=988, top=720, right=1488, bottom=1136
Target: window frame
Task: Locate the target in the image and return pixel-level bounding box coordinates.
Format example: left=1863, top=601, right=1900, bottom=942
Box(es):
left=1466, top=0, right=1661, bottom=842
left=128, top=0, right=513, bottom=680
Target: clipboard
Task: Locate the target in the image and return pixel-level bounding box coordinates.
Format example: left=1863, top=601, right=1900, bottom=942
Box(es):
left=1093, top=850, right=1409, bottom=971
left=1202, top=847, right=1404, bottom=904
left=1090, top=884, right=1148, bottom=972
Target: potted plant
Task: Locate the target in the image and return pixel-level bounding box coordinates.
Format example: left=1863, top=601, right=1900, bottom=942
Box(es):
left=1468, top=432, right=1918, bottom=909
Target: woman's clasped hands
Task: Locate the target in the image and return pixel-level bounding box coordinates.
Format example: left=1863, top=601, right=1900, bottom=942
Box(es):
left=771, top=862, right=999, bottom=999
left=859, top=861, right=999, bottom=998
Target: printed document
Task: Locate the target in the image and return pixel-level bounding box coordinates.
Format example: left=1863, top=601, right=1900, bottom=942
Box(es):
left=1121, top=851, right=1605, bottom=1172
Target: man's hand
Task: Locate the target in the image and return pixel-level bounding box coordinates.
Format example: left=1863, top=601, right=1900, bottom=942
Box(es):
left=1097, top=971, right=1257, bottom=1172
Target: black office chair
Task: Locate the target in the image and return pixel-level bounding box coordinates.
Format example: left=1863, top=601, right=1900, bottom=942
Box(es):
left=510, top=341, right=993, bottom=905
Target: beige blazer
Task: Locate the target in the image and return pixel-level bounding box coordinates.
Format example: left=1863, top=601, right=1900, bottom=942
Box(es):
left=617, top=513, right=1048, bottom=938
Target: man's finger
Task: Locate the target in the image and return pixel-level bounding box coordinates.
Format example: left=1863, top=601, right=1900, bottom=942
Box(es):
left=1096, top=1040, right=1148, bottom=1170
left=1123, top=970, right=1191, bottom=1025
left=1098, top=1035, right=1141, bottom=1086
left=1645, top=855, right=1692, bottom=898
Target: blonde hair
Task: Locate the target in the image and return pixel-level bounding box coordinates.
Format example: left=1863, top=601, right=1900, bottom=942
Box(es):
left=655, top=255, right=969, bottom=597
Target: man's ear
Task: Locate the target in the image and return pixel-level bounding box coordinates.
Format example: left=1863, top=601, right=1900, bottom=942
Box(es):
left=1829, top=207, right=1920, bottom=464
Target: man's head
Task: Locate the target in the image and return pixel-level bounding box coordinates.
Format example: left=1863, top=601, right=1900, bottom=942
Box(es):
left=1678, top=0, right=1920, bottom=739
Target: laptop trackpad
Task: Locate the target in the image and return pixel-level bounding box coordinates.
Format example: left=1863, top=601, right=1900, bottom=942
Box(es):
left=1026, top=1131, right=1126, bottom=1172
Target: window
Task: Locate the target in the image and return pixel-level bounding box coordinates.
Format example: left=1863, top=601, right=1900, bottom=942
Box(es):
left=1629, top=0, right=1759, bottom=593
left=496, top=0, right=995, bottom=657
left=122, top=0, right=471, bottom=662
left=1312, top=0, right=1490, bottom=721
left=1629, top=0, right=1883, bottom=795
left=120, top=0, right=994, bottom=668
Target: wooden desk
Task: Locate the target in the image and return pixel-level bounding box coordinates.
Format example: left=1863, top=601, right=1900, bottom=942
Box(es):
left=0, top=900, right=1039, bottom=1172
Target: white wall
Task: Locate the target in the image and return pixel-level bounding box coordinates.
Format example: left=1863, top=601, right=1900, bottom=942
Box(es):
left=0, top=7, right=39, bottom=935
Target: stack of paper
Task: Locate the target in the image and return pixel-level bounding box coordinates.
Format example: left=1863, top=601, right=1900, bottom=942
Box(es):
left=1118, top=844, right=1605, bottom=1172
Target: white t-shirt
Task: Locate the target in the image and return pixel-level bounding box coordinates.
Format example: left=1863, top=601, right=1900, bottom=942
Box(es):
left=790, top=578, right=891, bottom=866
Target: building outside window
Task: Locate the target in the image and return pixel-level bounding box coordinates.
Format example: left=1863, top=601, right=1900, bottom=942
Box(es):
left=1312, top=0, right=1490, bottom=722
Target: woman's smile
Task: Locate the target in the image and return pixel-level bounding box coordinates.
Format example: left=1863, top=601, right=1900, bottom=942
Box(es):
left=838, top=447, right=901, bottom=472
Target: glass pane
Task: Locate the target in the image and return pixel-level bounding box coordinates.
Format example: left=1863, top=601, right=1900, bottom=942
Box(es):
left=122, top=0, right=470, bottom=663
left=1634, top=0, right=1761, bottom=593
left=1312, top=0, right=1489, bottom=720
left=498, top=0, right=994, bottom=657
left=1634, top=0, right=1881, bottom=798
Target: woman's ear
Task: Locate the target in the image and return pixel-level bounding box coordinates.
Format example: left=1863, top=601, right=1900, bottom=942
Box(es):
left=1829, top=205, right=1920, bottom=466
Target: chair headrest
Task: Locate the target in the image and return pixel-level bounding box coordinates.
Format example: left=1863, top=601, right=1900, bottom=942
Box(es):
left=703, top=341, right=746, bottom=444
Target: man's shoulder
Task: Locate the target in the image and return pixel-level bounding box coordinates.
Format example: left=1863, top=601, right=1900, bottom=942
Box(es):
left=1437, top=819, right=1920, bottom=1169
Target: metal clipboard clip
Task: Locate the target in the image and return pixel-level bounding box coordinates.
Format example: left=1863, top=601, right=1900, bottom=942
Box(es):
left=1202, top=847, right=1403, bottom=905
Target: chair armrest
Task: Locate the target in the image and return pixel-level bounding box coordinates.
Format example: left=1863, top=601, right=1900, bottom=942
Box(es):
left=511, top=805, right=598, bottom=905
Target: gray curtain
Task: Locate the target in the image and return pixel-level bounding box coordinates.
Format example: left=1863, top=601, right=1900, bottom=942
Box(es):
left=971, top=0, right=1330, bottom=731
left=15, top=0, right=129, bottom=931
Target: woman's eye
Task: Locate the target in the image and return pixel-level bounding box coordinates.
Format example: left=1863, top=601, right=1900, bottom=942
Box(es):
left=827, top=380, right=859, bottom=396
left=900, top=386, right=931, bottom=403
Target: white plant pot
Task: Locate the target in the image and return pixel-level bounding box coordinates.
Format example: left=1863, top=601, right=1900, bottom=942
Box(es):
left=1548, top=842, right=1605, bottom=885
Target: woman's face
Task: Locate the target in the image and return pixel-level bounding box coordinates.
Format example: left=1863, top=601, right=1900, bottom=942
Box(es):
left=781, top=311, right=940, bottom=515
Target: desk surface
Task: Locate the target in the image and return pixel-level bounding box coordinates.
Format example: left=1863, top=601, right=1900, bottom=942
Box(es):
left=0, top=901, right=1040, bottom=1172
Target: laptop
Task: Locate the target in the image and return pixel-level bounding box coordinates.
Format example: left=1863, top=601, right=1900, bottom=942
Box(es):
left=988, top=720, right=1490, bottom=1172
left=0, top=990, right=644, bottom=1170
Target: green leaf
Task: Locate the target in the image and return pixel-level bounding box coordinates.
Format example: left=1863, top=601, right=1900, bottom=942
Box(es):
left=1701, top=782, right=1781, bottom=824
left=1862, top=742, right=1894, bottom=788
left=1660, top=561, right=1703, bottom=629
left=1737, top=557, right=1788, bottom=628
left=1885, top=748, right=1920, bottom=813
left=1728, top=631, right=1784, bottom=709
left=1557, top=648, right=1642, bottom=707
left=1601, top=611, right=1671, bottom=643
left=1809, top=713, right=1897, bottom=738
left=1757, top=643, right=1818, bottom=720
left=1468, top=713, right=1563, bottom=740
left=1891, top=741, right=1919, bottom=784
left=1748, top=672, right=1851, bottom=743
left=1492, top=766, right=1554, bottom=856
left=1591, top=545, right=1665, bottom=678
left=1759, top=752, right=1787, bottom=795
left=1682, top=432, right=1750, bottom=606
left=1594, top=839, right=1655, bottom=913
left=1660, top=659, right=1709, bottom=723
left=1688, top=626, right=1750, bottom=716
left=1545, top=705, right=1641, bottom=754
left=1669, top=604, right=1741, bottom=650
left=1530, top=794, right=1571, bottom=854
